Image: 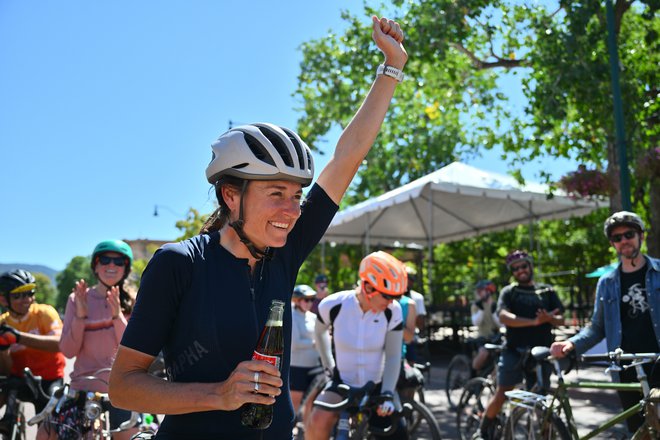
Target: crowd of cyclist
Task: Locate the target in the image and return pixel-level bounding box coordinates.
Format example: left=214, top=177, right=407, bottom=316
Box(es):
left=1, top=11, right=658, bottom=440
left=2, top=217, right=658, bottom=440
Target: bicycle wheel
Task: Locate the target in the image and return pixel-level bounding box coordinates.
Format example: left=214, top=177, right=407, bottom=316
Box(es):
left=503, top=405, right=570, bottom=440
left=405, top=400, right=442, bottom=439
left=456, top=377, right=496, bottom=440
left=446, top=354, right=473, bottom=409
left=0, top=403, right=26, bottom=440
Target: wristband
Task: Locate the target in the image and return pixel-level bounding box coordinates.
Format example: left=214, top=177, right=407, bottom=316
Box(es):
left=376, top=64, right=404, bottom=83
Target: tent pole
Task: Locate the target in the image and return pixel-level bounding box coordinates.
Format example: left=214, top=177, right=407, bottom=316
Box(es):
left=528, top=200, right=539, bottom=273
left=366, top=212, right=371, bottom=254
left=428, top=188, right=433, bottom=302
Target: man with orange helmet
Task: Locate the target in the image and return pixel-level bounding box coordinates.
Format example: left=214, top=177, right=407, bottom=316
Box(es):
left=306, top=251, right=408, bottom=440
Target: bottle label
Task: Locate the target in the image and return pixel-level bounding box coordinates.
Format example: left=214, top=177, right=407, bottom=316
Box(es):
left=252, top=350, right=281, bottom=370
left=265, top=319, right=283, bottom=326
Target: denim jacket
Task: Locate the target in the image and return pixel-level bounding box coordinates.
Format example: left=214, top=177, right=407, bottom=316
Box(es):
left=570, top=256, right=660, bottom=362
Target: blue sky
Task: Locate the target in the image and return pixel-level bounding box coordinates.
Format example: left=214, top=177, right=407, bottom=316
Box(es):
left=0, top=1, right=575, bottom=271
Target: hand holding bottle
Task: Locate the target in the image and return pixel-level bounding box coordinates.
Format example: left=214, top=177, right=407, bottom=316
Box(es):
left=213, top=359, right=282, bottom=411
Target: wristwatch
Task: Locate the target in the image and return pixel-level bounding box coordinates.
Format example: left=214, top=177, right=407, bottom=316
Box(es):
left=376, top=64, right=404, bottom=83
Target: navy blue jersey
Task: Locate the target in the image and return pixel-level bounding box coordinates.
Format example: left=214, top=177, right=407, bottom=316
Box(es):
left=121, top=184, right=338, bottom=439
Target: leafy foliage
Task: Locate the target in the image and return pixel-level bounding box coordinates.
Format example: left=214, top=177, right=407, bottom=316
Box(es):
left=295, top=0, right=659, bottom=255
left=176, top=208, right=210, bottom=241
left=33, top=272, right=58, bottom=307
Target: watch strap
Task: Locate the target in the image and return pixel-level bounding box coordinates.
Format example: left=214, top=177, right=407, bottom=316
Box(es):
left=376, top=64, right=404, bottom=83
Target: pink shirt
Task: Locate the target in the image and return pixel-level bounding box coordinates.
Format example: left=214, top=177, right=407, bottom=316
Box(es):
left=60, top=287, right=128, bottom=392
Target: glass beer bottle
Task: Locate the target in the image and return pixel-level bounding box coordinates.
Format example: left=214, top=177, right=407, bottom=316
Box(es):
left=240, top=299, right=285, bottom=429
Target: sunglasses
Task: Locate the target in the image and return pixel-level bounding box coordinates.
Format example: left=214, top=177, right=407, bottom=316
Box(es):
left=9, top=290, right=35, bottom=301
left=610, top=230, right=637, bottom=243
left=511, top=263, right=530, bottom=273
left=300, top=298, right=315, bottom=303
left=380, top=293, right=399, bottom=301
left=98, top=255, right=127, bottom=267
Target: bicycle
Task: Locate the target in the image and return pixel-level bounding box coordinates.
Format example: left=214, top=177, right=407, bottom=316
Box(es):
left=503, top=347, right=659, bottom=440
left=29, top=368, right=149, bottom=439
left=446, top=336, right=501, bottom=409
left=455, top=343, right=503, bottom=440
left=294, top=366, right=330, bottom=440
left=397, top=361, right=442, bottom=439
left=0, top=367, right=51, bottom=440
left=313, top=380, right=442, bottom=439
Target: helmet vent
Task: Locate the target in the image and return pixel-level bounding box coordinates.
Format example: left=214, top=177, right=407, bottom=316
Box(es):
left=280, top=127, right=306, bottom=170
left=258, top=126, right=294, bottom=167
left=244, top=133, right=275, bottom=166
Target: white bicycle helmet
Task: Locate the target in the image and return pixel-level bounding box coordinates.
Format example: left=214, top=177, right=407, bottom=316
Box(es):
left=603, top=211, right=645, bottom=238
left=205, top=123, right=314, bottom=186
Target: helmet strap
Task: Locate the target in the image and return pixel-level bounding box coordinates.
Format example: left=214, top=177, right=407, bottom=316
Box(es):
left=228, top=181, right=272, bottom=261
left=3, top=296, right=21, bottom=316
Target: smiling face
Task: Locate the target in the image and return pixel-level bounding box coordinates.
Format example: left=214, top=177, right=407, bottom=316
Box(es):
left=237, top=180, right=304, bottom=250
left=510, top=261, right=533, bottom=285
left=94, top=251, right=127, bottom=287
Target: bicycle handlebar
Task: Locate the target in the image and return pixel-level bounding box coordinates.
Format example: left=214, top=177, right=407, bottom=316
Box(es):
left=313, top=381, right=376, bottom=411
left=581, top=351, right=660, bottom=364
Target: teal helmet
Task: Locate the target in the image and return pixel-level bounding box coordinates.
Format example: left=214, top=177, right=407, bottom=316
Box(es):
left=91, top=240, right=134, bottom=272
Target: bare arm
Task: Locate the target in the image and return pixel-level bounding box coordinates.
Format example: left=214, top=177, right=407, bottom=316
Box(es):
left=0, top=350, right=11, bottom=375
left=316, top=16, right=408, bottom=204
left=17, top=331, right=61, bottom=352
left=499, top=308, right=563, bottom=328
left=109, top=345, right=282, bottom=414
left=403, top=301, right=417, bottom=344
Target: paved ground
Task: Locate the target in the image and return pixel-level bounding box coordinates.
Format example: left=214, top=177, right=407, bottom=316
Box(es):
left=19, top=355, right=631, bottom=439
left=421, top=354, right=631, bottom=439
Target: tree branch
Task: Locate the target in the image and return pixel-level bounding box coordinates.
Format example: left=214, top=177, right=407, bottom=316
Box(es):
left=451, top=42, right=528, bottom=69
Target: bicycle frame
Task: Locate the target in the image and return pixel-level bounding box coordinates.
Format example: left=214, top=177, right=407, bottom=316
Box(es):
left=511, top=350, right=657, bottom=440
left=551, top=375, right=643, bottom=439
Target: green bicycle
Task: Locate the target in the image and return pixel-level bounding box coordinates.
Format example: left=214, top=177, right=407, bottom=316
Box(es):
left=504, top=347, right=659, bottom=440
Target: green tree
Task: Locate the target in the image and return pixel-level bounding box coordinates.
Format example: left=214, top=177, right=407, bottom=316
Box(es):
left=33, top=272, right=58, bottom=307
left=295, top=0, right=659, bottom=254
left=176, top=208, right=210, bottom=241
left=55, top=256, right=95, bottom=312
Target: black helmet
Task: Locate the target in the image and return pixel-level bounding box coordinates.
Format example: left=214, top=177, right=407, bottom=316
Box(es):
left=314, top=274, right=329, bottom=284
left=0, top=269, right=36, bottom=296
left=603, top=211, right=645, bottom=238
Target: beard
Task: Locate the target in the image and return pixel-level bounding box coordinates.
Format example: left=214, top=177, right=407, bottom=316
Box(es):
left=616, top=238, right=642, bottom=261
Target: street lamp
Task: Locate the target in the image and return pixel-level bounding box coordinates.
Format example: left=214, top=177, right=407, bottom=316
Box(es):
left=153, top=205, right=186, bottom=218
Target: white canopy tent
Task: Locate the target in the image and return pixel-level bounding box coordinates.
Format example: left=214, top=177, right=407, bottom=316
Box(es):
left=320, top=162, right=605, bottom=295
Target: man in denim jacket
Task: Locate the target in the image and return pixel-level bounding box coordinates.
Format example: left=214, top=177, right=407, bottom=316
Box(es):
left=551, top=211, right=660, bottom=433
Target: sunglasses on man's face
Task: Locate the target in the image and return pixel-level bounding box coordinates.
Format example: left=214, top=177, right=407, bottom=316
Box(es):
left=511, top=263, right=530, bottom=273
left=301, top=297, right=315, bottom=303
left=610, top=230, right=637, bottom=243
left=98, top=256, right=126, bottom=267
left=9, top=290, right=35, bottom=301
left=380, top=293, right=399, bottom=301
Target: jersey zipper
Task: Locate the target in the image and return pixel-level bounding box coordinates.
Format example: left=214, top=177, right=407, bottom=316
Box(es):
left=248, top=259, right=267, bottom=337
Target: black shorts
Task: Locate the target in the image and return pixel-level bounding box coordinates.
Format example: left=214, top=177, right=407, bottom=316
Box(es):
left=289, top=366, right=317, bottom=392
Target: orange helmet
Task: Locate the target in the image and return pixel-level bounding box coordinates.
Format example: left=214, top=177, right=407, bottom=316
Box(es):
left=359, top=251, right=407, bottom=297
